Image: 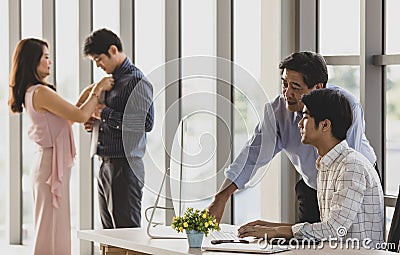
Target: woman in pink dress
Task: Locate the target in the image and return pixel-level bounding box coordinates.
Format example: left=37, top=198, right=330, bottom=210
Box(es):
left=8, top=38, right=113, bottom=255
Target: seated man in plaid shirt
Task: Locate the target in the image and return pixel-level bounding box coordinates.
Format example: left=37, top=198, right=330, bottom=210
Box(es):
left=238, top=88, right=384, bottom=247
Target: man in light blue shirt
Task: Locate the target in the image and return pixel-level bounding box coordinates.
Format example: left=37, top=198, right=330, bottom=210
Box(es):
left=208, top=51, right=377, bottom=223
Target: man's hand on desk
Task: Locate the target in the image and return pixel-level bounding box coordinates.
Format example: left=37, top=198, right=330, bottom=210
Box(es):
left=238, top=224, right=293, bottom=240
left=239, top=220, right=293, bottom=229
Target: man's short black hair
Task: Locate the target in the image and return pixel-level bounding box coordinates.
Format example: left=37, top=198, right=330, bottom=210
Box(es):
left=301, top=88, right=352, bottom=141
left=279, top=51, right=328, bottom=89
left=83, top=28, right=123, bottom=57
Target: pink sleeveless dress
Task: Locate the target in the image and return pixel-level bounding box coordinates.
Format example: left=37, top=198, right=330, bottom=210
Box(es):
left=25, top=84, right=76, bottom=208
left=25, top=84, right=76, bottom=255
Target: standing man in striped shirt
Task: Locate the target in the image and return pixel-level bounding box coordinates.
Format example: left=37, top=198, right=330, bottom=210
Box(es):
left=82, top=28, right=154, bottom=228
left=238, top=89, right=384, bottom=246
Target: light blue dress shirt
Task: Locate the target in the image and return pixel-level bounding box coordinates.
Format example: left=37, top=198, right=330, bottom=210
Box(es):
left=225, top=84, right=377, bottom=190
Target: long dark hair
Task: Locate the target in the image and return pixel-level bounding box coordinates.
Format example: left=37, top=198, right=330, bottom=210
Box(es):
left=8, top=38, right=54, bottom=113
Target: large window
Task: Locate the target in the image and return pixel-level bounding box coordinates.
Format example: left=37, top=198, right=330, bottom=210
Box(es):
left=385, top=66, right=400, bottom=197
left=0, top=0, right=10, bottom=245
left=21, top=0, right=42, bottom=246
left=2, top=1, right=400, bottom=253
left=385, top=0, right=400, bottom=236
left=233, top=0, right=263, bottom=225
left=386, top=0, right=400, bottom=54
left=319, top=0, right=360, bottom=55
left=319, top=0, right=400, bottom=240
left=385, top=1, right=400, bottom=197
left=92, top=0, right=120, bottom=235
left=327, top=66, right=360, bottom=100
left=179, top=0, right=217, bottom=213
left=55, top=0, right=80, bottom=253
left=319, top=0, right=361, bottom=100
left=135, top=0, right=166, bottom=226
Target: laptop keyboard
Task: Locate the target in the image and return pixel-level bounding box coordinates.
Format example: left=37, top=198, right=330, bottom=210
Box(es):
left=210, top=231, right=240, bottom=241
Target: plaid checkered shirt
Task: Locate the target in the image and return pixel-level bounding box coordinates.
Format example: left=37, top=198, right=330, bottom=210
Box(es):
left=292, top=140, right=384, bottom=247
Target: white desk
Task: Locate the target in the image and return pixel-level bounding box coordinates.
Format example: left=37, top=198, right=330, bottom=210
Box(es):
left=78, top=225, right=397, bottom=255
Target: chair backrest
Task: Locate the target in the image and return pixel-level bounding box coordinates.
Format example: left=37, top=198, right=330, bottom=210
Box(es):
left=387, top=186, right=400, bottom=252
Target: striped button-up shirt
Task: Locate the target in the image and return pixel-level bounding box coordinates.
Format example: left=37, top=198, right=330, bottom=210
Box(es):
left=97, top=57, right=154, bottom=159
left=292, top=140, right=384, bottom=247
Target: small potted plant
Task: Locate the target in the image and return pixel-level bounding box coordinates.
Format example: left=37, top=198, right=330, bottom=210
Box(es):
left=171, top=207, right=220, bottom=248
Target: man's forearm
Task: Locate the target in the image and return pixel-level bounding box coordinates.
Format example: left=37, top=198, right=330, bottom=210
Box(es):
left=215, top=178, right=238, bottom=201
left=208, top=178, right=238, bottom=222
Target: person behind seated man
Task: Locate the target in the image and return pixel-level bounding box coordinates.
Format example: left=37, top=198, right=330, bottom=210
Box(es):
left=238, top=88, right=384, bottom=246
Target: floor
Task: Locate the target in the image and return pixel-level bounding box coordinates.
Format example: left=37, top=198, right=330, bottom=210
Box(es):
left=0, top=229, right=32, bottom=255
left=0, top=233, right=101, bottom=255
left=0, top=241, right=102, bottom=255
left=0, top=242, right=31, bottom=255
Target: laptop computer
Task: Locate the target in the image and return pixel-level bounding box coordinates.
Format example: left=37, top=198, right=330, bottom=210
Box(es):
left=202, top=224, right=291, bottom=254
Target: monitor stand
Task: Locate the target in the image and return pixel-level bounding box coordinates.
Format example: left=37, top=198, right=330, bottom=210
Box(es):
left=145, top=168, right=186, bottom=239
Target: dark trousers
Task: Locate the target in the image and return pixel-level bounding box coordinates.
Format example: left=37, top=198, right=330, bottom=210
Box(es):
left=97, top=157, right=144, bottom=229
left=295, top=179, right=320, bottom=223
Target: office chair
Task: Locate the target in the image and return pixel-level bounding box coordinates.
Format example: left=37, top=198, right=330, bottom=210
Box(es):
left=387, top=186, right=400, bottom=252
